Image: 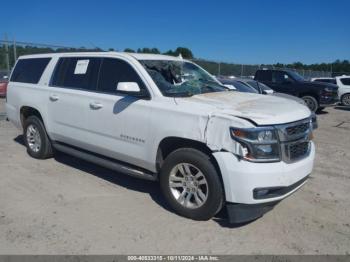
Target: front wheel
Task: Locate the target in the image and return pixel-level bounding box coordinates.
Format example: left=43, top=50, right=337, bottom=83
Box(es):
left=302, top=95, right=318, bottom=112
left=341, top=93, right=350, bottom=106
left=160, top=148, right=224, bottom=221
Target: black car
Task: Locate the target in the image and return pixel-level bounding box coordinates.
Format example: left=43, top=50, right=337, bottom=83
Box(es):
left=254, top=69, right=339, bottom=112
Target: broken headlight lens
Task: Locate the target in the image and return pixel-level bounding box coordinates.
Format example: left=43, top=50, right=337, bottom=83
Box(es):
left=230, top=127, right=281, bottom=162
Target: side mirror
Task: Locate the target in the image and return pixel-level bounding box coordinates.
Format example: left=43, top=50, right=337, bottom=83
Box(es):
left=116, top=82, right=141, bottom=93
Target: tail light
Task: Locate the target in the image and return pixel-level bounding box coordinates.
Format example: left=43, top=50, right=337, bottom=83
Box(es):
left=0, top=81, right=8, bottom=101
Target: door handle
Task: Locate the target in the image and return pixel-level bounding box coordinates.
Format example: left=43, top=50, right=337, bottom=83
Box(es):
left=89, top=102, right=103, bottom=110
left=49, top=95, right=59, bottom=101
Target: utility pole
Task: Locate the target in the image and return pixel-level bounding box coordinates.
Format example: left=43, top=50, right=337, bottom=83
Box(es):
left=240, top=64, right=244, bottom=77
left=330, top=63, right=333, bottom=77
left=4, top=34, right=10, bottom=74
left=13, top=37, right=17, bottom=62
left=218, top=62, right=221, bottom=76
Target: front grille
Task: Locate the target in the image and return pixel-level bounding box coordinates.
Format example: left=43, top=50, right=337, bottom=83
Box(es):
left=286, top=122, right=309, bottom=136
left=276, top=118, right=312, bottom=163
left=289, top=142, right=310, bottom=160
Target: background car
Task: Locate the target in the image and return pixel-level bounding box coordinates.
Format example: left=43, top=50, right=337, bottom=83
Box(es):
left=218, top=77, right=306, bottom=104
left=0, top=76, right=8, bottom=98
left=335, top=76, right=350, bottom=106
left=254, top=69, right=339, bottom=112
left=311, top=77, right=337, bottom=85
left=312, top=76, right=350, bottom=106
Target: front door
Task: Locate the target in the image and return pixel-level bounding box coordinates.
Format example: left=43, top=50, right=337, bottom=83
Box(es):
left=82, top=57, right=153, bottom=170
left=270, top=71, right=297, bottom=95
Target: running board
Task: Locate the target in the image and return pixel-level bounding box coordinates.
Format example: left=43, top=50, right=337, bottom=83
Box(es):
left=52, top=143, right=157, bottom=181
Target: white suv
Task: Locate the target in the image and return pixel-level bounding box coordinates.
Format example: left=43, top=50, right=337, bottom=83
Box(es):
left=312, top=76, right=350, bottom=106
left=6, top=52, right=315, bottom=223
left=336, top=76, right=350, bottom=106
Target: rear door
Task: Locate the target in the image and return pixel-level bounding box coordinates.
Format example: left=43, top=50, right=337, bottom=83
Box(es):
left=47, top=56, right=101, bottom=148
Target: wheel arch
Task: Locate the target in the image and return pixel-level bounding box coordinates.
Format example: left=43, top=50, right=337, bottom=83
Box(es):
left=340, top=92, right=350, bottom=105
left=156, top=136, right=225, bottom=197
left=299, top=92, right=320, bottom=103
left=20, top=106, right=46, bottom=129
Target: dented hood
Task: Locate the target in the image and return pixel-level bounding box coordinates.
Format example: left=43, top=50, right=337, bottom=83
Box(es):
left=176, top=91, right=311, bottom=125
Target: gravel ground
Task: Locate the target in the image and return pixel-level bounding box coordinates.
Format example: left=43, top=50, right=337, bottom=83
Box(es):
left=0, top=98, right=349, bottom=255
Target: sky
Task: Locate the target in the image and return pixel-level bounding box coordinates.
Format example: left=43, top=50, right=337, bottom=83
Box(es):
left=2, top=0, right=350, bottom=64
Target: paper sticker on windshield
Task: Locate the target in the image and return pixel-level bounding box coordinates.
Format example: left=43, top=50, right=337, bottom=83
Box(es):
left=74, top=60, right=89, bottom=74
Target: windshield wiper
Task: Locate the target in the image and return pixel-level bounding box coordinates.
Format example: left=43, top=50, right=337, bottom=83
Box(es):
left=163, top=90, right=194, bottom=97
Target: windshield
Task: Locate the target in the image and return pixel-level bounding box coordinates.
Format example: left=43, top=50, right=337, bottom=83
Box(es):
left=288, top=70, right=305, bottom=81
left=140, top=60, right=228, bottom=97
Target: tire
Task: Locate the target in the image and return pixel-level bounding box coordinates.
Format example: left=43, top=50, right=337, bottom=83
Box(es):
left=23, top=115, right=53, bottom=159
left=316, top=107, right=325, bottom=113
left=159, top=148, right=224, bottom=221
left=302, top=95, right=318, bottom=112
left=341, top=93, right=350, bottom=106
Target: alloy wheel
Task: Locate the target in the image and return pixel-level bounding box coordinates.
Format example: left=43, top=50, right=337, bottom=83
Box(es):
left=168, top=163, right=208, bottom=209
left=26, top=124, right=42, bottom=153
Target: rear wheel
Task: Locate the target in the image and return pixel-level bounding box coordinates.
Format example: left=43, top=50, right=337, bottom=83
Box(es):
left=160, top=148, right=224, bottom=221
left=302, top=95, right=318, bottom=112
left=341, top=93, right=350, bottom=106
left=23, top=116, right=53, bottom=159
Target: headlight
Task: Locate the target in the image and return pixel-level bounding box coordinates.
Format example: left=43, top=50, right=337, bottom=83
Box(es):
left=230, top=127, right=281, bottom=162
left=324, top=87, right=334, bottom=92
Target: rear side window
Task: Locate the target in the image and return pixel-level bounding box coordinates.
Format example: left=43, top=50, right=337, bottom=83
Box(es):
left=255, top=70, right=272, bottom=81
left=10, top=58, right=51, bottom=84
left=340, top=78, right=350, bottom=86
left=51, top=57, right=101, bottom=90
left=97, top=58, right=146, bottom=93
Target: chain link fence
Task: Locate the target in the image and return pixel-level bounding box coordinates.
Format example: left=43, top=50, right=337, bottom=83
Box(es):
left=0, top=39, right=100, bottom=78
left=0, top=39, right=340, bottom=80
left=192, top=59, right=332, bottom=80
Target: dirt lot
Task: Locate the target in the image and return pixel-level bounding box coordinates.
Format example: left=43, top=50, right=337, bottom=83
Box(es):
left=0, top=97, right=349, bottom=255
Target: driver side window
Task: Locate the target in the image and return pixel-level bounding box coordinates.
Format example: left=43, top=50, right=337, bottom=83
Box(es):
left=97, top=58, right=147, bottom=95
left=272, top=72, right=290, bottom=84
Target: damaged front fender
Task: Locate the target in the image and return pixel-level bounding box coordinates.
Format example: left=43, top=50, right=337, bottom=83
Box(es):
left=205, top=112, right=255, bottom=155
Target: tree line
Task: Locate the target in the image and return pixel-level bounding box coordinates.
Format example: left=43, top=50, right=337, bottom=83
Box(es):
left=0, top=44, right=349, bottom=75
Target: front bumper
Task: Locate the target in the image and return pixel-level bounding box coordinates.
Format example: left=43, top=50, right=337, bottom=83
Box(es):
left=226, top=175, right=309, bottom=223
left=319, top=93, right=339, bottom=106
left=213, top=142, right=315, bottom=222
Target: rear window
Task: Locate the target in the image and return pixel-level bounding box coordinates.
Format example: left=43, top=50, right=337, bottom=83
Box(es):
left=255, top=70, right=272, bottom=81
left=340, top=78, right=350, bottom=86
left=10, top=58, right=51, bottom=84
left=51, top=57, right=101, bottom=90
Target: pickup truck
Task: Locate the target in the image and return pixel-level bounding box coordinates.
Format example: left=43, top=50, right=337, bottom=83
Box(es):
left=255, top=69, right=339, bottom=112
left=6, top=53, right=315, bottom=223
